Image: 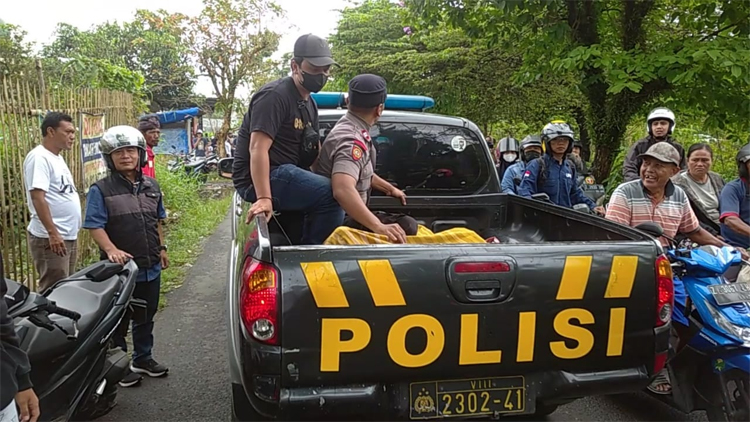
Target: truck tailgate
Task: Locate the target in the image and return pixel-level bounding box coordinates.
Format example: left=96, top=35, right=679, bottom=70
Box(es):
left=277, top=242, right=658, bottom=388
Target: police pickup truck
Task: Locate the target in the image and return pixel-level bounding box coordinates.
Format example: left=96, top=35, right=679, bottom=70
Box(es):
left=220, top=93, right=673, bottom=421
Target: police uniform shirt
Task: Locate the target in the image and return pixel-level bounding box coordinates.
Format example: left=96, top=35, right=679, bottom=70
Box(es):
left=314, top=112, right=377, bottom=203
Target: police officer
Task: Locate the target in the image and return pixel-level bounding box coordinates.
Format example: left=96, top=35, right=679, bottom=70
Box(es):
left=313, top=74, right=409, bottom=243
left=83, top=126, right=169, bottom=388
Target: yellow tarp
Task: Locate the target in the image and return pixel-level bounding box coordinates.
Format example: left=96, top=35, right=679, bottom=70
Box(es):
left=324, top=224, right=486, bottom=245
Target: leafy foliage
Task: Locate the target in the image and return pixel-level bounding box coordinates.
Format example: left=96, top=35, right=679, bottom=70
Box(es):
left=0, top=23, right=34, bottom=77
left=184, top=0, right=282, bottom=154
left=42, top=11, right=198, bottom=111
left=409, top=0, right=750, bottom=179
left=329, top=0, right=583, bottom=138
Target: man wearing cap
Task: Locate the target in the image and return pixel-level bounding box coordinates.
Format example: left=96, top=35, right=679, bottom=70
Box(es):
left=312, top=74, right=409, bottom=243
left=233, top=33, right=344, bottom=244
left=605, top=142, right=745, bottom=395
left=138, top=115, right=161, bottom=179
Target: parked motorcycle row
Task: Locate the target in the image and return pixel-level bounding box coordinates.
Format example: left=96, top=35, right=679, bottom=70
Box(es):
left=166, top=146, right=219, bottom=182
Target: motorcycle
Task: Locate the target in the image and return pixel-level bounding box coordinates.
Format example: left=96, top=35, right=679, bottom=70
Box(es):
left=636, top=222, right=750, bottom=421
left=576, top=172, right=606, bottom=205
left=5, top=259, right=144, bottom=421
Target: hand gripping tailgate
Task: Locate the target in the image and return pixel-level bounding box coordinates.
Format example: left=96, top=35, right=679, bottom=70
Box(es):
left=277, top=243, right=657, bottom=389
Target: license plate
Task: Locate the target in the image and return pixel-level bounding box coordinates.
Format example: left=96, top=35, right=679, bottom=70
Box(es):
left=708, top=282, right=750, bottom=306
left=409, top=376, right=529, bottom=419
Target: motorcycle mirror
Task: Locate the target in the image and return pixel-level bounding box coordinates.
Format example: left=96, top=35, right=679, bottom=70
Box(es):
left=635, top=222, right=664, bottom=238
left=218, top=157, right=233, bottom=179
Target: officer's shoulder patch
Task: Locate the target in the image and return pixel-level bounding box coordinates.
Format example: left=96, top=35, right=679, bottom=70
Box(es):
left=360, top=130, right=371, bottom=142
left=352, top=144, right=363, bottom=161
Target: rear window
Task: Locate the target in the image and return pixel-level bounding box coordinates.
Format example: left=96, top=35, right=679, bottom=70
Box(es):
left=320, top=120, right=491, bottom=196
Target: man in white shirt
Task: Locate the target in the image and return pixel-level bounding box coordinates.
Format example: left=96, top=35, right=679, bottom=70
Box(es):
left=23, top=112, right=82, bottom=292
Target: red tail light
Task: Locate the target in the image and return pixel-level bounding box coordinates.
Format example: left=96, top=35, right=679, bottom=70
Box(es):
left=655, top=254, right=674, bottom=327
left=240, top=258, right=279, bottom=345
left=454, top=262, right=510, bottom=273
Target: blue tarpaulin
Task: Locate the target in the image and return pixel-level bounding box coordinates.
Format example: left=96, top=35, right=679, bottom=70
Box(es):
left=140, top=107, right=201, bottom=126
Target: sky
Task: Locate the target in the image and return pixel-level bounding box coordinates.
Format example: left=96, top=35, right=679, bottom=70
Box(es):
left=1, top=0, right=354, bottom=97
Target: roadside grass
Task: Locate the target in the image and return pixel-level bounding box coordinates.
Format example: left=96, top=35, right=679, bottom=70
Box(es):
left=156, top=157, right=232, bottom=305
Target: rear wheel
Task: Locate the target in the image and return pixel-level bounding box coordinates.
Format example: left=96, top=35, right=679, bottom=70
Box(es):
left=704, top=370, right=749, bottom=422
left=231, top=383, right=270, bottom=421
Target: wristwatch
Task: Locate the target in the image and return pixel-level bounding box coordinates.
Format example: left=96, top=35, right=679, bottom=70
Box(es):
left=158, top=245, right=168, bottom=252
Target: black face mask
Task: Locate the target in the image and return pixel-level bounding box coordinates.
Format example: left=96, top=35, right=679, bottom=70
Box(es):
left=524, top=151, right=541, bottom=163
left=300, top=71, right=328, bottom=93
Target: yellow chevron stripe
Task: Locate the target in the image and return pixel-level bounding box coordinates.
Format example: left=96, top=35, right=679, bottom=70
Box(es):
left=358, top=260, right=406, bottom=306
left=604, top=256, right=639, bottom=299
left=607, top=308, right=627, bottom=356
left=556, top=256, right=593, bottom=300
left=301, top=262, right=349, bottom=308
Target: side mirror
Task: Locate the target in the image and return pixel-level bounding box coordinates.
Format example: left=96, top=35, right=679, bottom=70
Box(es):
left=635, top=222, right=664, bottom=238
left=218, top=157, right=233, bottom=179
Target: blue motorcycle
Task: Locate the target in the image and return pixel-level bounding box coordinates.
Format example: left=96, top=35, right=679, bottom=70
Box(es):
left=636, top=222, right=750, bottom=421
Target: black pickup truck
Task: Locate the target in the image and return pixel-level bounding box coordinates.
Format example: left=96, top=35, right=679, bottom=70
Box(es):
left=221, top=99, right=673, bottom=421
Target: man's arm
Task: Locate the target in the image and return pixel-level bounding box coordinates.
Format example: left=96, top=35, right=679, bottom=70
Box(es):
left=157, top=196, right=169, bottom=269
left=568, top=167, right=597, bottom=209
left=622, top=143, right=641, bottom=182
left=687, top=228, right=726, bottom=248
left=332, top=174, right=383, bottom=232
left=249, top=132, right=273, bottom=201
left=371, top=174, right=393, bottom=194
left=29, top=190, right=66, bottom=255
left=723, top=216, right=750, bottom=238
left=719, top=182, right=750, bottom=237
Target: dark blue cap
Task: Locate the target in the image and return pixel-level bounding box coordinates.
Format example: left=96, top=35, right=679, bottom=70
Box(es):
left=348, top=74, right=387, bottom=108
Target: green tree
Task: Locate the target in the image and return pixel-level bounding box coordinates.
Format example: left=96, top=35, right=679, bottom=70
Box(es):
left=329, top=0, right=582, bottom=138
left=42, top=10, right=197, bottom=111
left=0, top=22, right=34, bottom=77
left=410, top=0, right=750, bottom=179
left=185, top=0, right=282, bottom=155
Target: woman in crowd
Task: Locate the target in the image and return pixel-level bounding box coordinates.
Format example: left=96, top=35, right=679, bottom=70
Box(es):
left=672, top=143, right=725, bottom=237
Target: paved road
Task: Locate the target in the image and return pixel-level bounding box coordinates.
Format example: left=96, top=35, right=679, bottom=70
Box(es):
left=102, top=215, right=708, bottom=421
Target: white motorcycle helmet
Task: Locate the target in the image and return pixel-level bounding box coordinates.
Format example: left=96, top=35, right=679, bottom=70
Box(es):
left=646, top=107, right=676, bottom=136
left=100, top=125, right=148, bottom=171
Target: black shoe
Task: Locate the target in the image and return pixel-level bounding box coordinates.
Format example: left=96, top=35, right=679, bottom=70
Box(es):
left=131, top=358, right=169, bottom=378
left=119, top=370, right=143, bottom=388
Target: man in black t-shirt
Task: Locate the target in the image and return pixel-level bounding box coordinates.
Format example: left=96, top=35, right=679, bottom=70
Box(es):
left=233, top=34, right=344, bottom=244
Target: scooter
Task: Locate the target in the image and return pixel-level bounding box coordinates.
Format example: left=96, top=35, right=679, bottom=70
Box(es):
left=636, top=222, right=750, bottom=421
left=576, top=172, right=606, bottom=204
left=5, top=259, right=144, bottom=421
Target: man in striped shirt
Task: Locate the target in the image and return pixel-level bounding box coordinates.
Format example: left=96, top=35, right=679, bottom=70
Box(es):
left=605, top=142, right=736, bottom=395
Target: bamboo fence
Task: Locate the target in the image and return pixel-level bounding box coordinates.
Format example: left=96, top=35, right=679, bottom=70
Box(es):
left=0, top=75, right=136, bottom=289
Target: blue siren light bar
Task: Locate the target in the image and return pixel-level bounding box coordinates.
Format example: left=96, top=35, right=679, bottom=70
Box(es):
left=311, top=92, right=436, bottom=111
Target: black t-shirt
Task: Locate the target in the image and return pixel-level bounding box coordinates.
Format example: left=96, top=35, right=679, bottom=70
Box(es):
left=232, top=77, right=319, bottom=191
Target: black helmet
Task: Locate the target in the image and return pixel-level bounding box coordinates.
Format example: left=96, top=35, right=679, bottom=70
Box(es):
left=497, top=136, right=520, bottom=153
left=519, top=135, right=543, bottom=163
left=541, top=121, right=575, bottom=155
left=737, top=142, right=750, bottom=179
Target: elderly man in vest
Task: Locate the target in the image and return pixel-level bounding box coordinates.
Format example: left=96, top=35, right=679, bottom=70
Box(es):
left=83, top=125, right=170, bottom=388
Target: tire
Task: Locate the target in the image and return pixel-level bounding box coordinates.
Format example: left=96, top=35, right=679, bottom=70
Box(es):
left=703, top=370, right=749, bottom=422
left=231, top=383, right=270, bottom=421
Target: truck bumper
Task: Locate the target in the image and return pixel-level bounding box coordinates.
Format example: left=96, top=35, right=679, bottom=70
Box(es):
left=237, top=367, right=651, bottom=420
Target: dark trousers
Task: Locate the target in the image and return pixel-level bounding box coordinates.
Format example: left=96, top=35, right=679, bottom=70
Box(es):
left=113, top=275, right=161, bottom=364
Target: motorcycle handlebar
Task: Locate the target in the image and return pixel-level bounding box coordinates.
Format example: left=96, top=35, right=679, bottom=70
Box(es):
left=47, top=304, right=81, bottom=321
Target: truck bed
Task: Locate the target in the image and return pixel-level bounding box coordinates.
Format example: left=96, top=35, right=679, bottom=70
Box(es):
left=228, top=192, right=671, bottom=420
